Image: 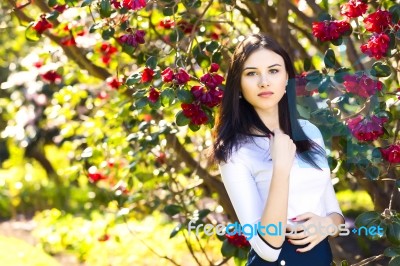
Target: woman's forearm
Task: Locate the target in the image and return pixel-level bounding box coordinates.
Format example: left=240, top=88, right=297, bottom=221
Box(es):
left=259, top=168, right=290, bottom=248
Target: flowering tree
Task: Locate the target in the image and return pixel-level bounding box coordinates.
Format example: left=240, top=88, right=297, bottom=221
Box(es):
left=0, top=0, right=399, bottom=265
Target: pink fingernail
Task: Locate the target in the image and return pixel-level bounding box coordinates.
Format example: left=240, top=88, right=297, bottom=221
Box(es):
left=290, top=218, right=297, bottom=221
left=296, top=250, right=300, bottom=253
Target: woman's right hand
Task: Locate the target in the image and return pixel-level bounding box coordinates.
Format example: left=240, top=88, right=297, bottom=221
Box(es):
left=269, top=128, right=297, bottom=172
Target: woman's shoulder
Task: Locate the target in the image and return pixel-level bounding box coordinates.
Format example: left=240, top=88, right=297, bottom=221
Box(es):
left=297, top=119, right=323, bottom=139
left=223, top=135, right=269, bottom=163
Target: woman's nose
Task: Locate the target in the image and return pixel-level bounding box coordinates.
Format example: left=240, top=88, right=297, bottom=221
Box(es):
left=258, top=74, right=270, bottom=88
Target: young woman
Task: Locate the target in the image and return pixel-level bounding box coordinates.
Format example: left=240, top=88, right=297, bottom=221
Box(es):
left=212, top=34, right=345, bottom=265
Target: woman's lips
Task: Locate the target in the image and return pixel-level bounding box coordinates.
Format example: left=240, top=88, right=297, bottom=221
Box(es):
left=258, top=91, right=274, bottom=97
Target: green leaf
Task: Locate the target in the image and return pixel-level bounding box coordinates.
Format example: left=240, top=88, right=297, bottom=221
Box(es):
left=146, top=56, right=157, bottom=69
left=340, top=260, right=349, bottom=266
left=163, top=5, right=177, bottom=16
left=197, top=209, right=211, bottom=219
left=169, top=29, right=184, bottom=43
left=385, top=247, right=400, bottom=257
left=297, top=104, right=310, bottom=119
left=81, top=0, right=94, bottom=7
left=371, top=62, right=391, bottom=77
left=25, top=22, right=40, bottom=42
left=305, top=70, right=322, bottom=81
left=324, top=48, right=336, bottom=68
left=169, top=223, right=183, bottom=238
left=48, top=0, right=58, bottom=7
left=196, top=53, right=211, bottom=69
left=317, top=12, right=331, bottom=21
left=175, top=111, right=190, bottom=126
left=206, top=41, right=219, bottom=53
left=331, top=37, right=343, bottom=46
left=164, top=204, right=183, bottom=216
left=371, top=148, right=382, bottom=159
left=236, top=247, right=248, bottom=260
left=366, top=165, right=379, bottom=180
left=89, top=23, right=102, bottom=33
left=333, top=67, right=351, bottom=83
left=177, top=89, right=193, bottom=103
left=126, top=73, right=142, bottom=85
left=189, top=123, right=201, bottom=131
left=212, top=52, right=222, bottom=64
left=304, top=58, right=312, bottom=72
left=355, top=211, right=380, bottom=228
left=221, top=239, right=236, bottom=257
left=160, top=88, right=175, bottom=106
left=387, top=220, right=400, bottom=245
left=134, top=98, right=148, bottom=109
left=46, top=11, right=60, bottom=20
left=101, top=28, right=115, bottom=40
left=389, top=256, right=400, bottom=266
left=396, top=30, right=400, bottom=41
left=389, top=4, right=400, bottom=25
left=99, top=0, right=112, bottom=18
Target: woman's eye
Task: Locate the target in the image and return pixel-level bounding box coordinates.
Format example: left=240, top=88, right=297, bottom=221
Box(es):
left=270, top=69, right=279, bottom=74
left=246, top=71, right=256, bottom=76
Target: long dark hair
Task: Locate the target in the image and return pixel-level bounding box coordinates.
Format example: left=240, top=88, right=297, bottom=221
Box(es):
left=211, top=33, right=326, bottom=170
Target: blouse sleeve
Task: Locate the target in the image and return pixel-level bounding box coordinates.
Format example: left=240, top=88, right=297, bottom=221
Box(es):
left=219, top=152, right=282, bottom=262
left=306, top=121, right=345, bottom=222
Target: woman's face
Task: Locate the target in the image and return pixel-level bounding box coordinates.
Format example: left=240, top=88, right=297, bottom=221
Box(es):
left=240, top=48, right=288, bottom=115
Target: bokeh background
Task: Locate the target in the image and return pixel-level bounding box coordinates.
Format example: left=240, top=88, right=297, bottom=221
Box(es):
left=0, top=0, right=399, bottom=265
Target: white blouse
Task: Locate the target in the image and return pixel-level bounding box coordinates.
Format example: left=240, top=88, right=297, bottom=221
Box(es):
left=219, top=119, right=343, bottom=262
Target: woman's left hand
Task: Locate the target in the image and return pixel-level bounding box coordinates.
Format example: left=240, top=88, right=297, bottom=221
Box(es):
left=285, top=212, right=334, bottom=252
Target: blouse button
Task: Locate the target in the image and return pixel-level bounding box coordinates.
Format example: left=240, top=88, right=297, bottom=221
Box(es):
left=280, top=260, right=286, bottom=265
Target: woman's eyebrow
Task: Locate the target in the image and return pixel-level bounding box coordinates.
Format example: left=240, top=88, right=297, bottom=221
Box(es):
left=242, top=64, right=282, bottom=71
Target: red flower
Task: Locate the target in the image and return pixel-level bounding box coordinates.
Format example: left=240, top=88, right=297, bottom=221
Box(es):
left=177, top=20, right=195, bottom=34
left=32, top=15, right=53, bottom=34
left=111, top=0, right=121, bottom=8
left=99, top=43, right=117, bottom=65
left=155, top=152, right=167, bottom=165
left=148, top=87, right=160, bottom=103
left=98, top=91, right=109, bottom=99
left=33, top=61, right=43, bottom=68
left=347, top=115, right=388, bottom=142
left=40, top=70, right=62, bottom=84
left=200, top=73, right=224, bottom=90
left=191, top=86, right=223, bottom=108
left=106, top=77, right=122, bottom=89
left=98, top=234, right=110, bottom=241
left=343, top=74, right=383, bottom=98
left=161, top=67, right=174, bottom=82
left=122, top=0, right=146, bottom=10
left=174, top=68, right=190, bottom=85
left=295, top=72, right=318, bottom=97
left=181, top=103, right=208, bottom=125
left=312, top=20, right=351, bottom=42
left=225, top=233, right=250, bottom=248
left=380, top=144, right=400, bottom=164
left=141, top=67, right=154, bottom=83
left=100, top=43, right=118, bottom=54
left=61, top=36, right=76, bottom=46
left=209, top=63, right=220, bottom=73
left=364, top=10, right=392, bottom=33
left=210, top=32, right=219, bottom=40
left=360, top=33, right=390, bottom=60
left=340, top=0, right=368, bottom=18
left=118, top=30, right=145, bottom=47
left=53, top=4, right=68, bottom=13
left=159, top=18, right=174, bottom=29
left=88, top=166, right=107, bottom=183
